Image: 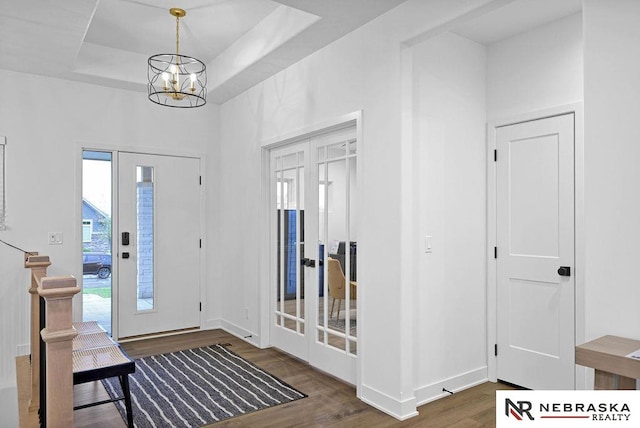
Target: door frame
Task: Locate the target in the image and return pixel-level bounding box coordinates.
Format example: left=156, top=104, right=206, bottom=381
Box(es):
left=76, top=144, right=207, bottom=341
left=258, top=110, right=363, bottom=384
left=486, top=103, right=585, bottom=389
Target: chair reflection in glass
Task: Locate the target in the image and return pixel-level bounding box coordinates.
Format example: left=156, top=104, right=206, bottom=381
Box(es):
left=327, top=257, right=357, bottom=319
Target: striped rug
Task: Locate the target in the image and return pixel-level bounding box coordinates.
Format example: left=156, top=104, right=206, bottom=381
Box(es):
left=102, top=344, right=306, bottom=427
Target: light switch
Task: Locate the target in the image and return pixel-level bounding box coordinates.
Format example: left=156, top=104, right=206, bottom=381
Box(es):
left=48, top=232, right=63, bottom=245
left=425, top=235, right=432, bottom=253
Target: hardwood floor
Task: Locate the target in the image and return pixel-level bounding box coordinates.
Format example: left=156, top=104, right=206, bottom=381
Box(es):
left=33, top=329, right=511, bottom=427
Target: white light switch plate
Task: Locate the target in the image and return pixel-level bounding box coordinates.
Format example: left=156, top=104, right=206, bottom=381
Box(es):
left=48, top=232, right=63, bottom=245
left=425, top=235, right=432, bottom=253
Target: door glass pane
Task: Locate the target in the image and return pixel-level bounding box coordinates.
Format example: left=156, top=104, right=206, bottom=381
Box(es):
left=136, top=166, right=154, bottom=311
left=318, top=151, right=357, bottom=354
left=82, top=151, right=113, bottom=335
left=274, top=152, right=305, bottom=335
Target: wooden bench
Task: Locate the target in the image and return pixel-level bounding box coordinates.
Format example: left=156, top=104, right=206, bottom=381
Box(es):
left=71, top=321, right=135, bottom=427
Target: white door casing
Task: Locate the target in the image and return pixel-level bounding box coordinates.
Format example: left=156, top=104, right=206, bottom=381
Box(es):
left=495, top=113, right=575, bottom=390
left=118, top=152, right=201, bottom=338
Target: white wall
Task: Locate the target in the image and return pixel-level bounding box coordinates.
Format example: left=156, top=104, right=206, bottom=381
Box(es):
left=216, top=0, right=498, bottom=419
left=583, top=0, right=640, bottom=342
left=487, top=12, right=583, bottom=121
left=0, top=69, right=218, bottom=420
left=411, top=32, right=488, bottom=403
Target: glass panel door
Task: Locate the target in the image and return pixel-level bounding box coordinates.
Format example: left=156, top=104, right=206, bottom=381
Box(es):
left=269, top=124, right=358, bottom=384
left=317, top=138, right=358, bottom=356
left=309, top=126, right=358, bottom=384
left=271, top=145, right=308, bottom=360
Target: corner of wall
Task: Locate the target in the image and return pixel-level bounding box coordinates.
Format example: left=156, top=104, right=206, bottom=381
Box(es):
left=220, top=319, right=262, bottom=348
left=359, top=383, right=419, bottom=421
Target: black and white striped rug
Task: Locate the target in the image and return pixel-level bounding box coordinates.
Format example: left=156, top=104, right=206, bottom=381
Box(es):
left=102, top=344, right=306, bottom=427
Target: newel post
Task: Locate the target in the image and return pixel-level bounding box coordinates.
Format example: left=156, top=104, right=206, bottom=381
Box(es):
left=25, top=254, right=50, bottom=411
left=38, top=276, right=80, bottom=427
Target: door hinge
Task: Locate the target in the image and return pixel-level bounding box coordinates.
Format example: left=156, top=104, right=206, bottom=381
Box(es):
left=494, top=344, right=498, bottom=356
left=494, top=149, right=497, bottom=162
left=494, top=247, right=497, bottom=259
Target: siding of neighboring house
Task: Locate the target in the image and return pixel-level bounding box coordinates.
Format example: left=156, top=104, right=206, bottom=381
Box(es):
left=82, top=199, right=110, bottom=252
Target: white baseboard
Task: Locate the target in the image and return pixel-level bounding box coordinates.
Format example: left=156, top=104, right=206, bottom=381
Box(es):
left=360, top=383, right=419, bottom=420
left=220, top=319, right=261, bottom=348
left=415, top=366, right=488, bottom=406
left=204, top=317, right=222, bottom=330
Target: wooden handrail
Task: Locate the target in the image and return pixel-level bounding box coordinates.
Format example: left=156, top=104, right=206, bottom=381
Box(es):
left=25, top=255, right=50, bottom=412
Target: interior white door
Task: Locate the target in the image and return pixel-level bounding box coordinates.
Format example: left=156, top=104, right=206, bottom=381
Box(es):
left=269, top=125, right=358, bottom=384
left=496, top=113, right=575, bottom=390
left=118, top=152, right=201, bottom=338
left=270, top=142, right=309, bottom=361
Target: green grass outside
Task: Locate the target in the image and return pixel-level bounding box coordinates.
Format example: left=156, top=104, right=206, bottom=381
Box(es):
left=83, top=287, right=112, bottom=299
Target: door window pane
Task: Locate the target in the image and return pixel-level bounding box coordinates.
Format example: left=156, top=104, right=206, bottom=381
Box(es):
left=137, top=166, right=154, bottom=311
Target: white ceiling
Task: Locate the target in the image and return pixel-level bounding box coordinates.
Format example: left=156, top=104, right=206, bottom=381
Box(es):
left=0, top=0, right=406, bottom=104
left=0, top=0, right=583, bottom=105
left=452, top=0, right=583, bottom=45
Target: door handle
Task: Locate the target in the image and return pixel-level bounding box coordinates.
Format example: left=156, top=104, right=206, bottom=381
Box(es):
left=300, top=258, right=316, bottom=268
left=122, top=252, right=130, bottom=259
left=557, top=266, right=571, bottom=277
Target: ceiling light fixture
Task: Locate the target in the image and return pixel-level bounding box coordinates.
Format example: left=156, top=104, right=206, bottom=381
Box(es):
left=148, top=8, right=207, bottom=108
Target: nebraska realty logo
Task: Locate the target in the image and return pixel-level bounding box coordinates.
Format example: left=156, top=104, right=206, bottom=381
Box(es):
left=497, top=391, right=640, bottom=427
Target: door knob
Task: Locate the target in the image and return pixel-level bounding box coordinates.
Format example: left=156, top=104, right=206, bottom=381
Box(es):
left=557, top=266, right=571, bottom=277
left=300, top=258, right=316, bottom=268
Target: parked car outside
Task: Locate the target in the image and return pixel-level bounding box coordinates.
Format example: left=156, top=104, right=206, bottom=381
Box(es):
left=83, top=252, right=112, bottom=279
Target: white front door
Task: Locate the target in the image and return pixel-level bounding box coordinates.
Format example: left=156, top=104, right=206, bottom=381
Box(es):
left=270, top=125, right=358, bottom=384
left=117, top=152, right=201, bottom=338
left=496, top=113, right=575, bottom=389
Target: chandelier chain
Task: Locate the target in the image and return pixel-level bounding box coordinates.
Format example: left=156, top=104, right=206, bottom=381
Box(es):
left=175, top=15, right=180, bottom=56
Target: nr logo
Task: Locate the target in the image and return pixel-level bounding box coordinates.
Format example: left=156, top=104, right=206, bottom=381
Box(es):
left=505, top=398, right=534, bottom=421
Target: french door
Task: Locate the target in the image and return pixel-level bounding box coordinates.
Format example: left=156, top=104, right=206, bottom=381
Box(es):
left=270, top=125, right=358, bottom=384
left=117, top=152, right=201, bottom=338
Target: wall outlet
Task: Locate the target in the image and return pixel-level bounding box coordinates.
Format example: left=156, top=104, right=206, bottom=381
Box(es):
left=48, top=232, right=63, bottom=245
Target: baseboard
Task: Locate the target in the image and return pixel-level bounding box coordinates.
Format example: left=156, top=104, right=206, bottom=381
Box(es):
left=220, top=319, right=261, bottom=348
left=204, top=317, right=222, bottom=330
left=359, top=383, right=419, bottom=420
left=414, top=366, right=488, bottom=406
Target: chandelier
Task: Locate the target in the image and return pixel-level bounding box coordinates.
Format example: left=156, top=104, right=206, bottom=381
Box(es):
left=148, top=8, right=207, bottom=108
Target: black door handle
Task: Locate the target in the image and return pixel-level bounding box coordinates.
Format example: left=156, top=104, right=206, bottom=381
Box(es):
left=557, top=266, right=571, bottom=277
left=300, top=258, right=316, bottom=268
left=122, top=252, right=130, bottom=259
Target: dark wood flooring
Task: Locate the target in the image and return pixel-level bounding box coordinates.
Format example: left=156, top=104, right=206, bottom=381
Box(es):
left=69, top=329, right=511, bottom=427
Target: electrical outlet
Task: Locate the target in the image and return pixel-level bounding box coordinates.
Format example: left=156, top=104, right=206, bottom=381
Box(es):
left=48, top=232, right=63, bottom=245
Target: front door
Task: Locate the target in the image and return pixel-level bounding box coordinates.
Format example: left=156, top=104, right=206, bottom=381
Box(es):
left=496, top=113, right=575, bottom=389
left=117, top=152, right=201, bottom=338
left=270, top=125, right=358, bottom=384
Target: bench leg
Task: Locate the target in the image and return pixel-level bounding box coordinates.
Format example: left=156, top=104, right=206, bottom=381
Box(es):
left=118, top=374, right=134, bottom=428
